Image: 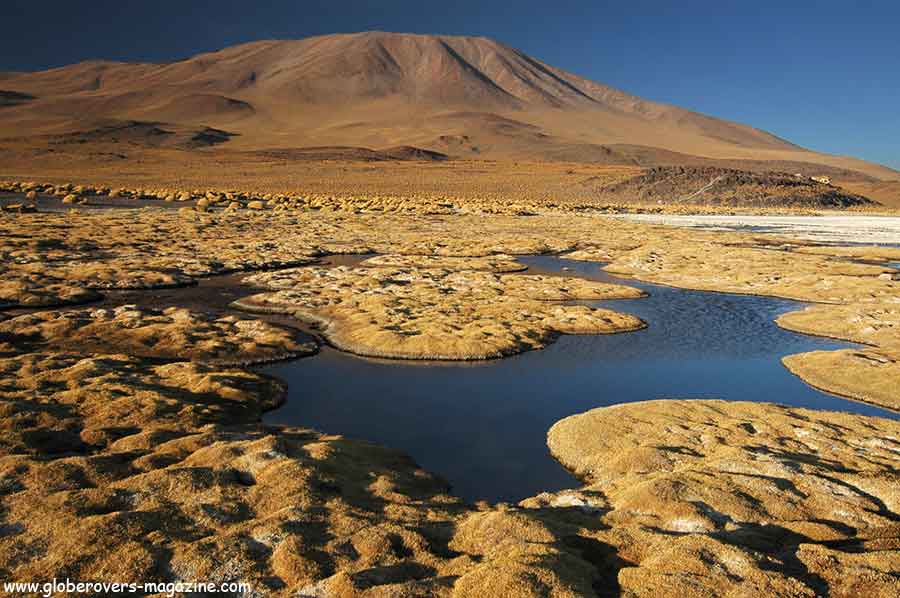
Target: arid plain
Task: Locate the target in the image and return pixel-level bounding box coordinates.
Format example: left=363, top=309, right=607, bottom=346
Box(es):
left=1, top=31, right=899, bottom=597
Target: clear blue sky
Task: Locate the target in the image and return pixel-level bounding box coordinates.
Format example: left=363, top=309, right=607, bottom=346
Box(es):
left=2, top=0, right=897, bottom=169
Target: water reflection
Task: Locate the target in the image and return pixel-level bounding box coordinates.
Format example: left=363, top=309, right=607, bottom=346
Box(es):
left=262, top=256, right=896, bottom=504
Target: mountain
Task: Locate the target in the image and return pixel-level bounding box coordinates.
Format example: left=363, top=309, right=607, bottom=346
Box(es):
left=0, top=31, right=896, bottom=181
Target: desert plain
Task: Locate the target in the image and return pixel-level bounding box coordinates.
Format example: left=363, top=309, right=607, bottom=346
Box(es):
left=0, top=30, right=899, bottom=598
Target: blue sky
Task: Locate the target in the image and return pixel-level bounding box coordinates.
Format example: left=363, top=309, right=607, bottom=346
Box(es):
left=2, top=0, right=897, bottom=169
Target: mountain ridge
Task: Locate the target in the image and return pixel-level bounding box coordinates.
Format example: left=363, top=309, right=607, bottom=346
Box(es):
left=0, top=31, right=896, bottom=181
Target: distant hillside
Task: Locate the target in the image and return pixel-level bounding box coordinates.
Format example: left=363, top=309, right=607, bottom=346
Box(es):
left=37, top=120, right=236, bottom=150
left=837, top=180, right=900, bottom=209
left=250, top=145, right=448, bottom=162
left=593, top=166, right=876, bottom=208
left=0, top=31, right=896, bottom=182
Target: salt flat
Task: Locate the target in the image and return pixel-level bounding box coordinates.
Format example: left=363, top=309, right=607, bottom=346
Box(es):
left=616, top=213, right=900, bottom=245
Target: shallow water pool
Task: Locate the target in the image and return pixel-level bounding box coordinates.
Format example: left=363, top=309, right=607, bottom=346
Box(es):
left=262, top=256, right=896, bottom=504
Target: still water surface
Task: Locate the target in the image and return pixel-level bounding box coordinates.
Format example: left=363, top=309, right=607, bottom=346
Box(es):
left=262, top=256, right=896, bottom=503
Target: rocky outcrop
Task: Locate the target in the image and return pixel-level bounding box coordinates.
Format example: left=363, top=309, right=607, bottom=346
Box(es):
left=599, top=166, right=876, bottom=208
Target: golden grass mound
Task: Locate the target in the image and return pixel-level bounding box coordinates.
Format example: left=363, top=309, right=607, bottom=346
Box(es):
left=0, top=352, right=285, bottom=453
left=235, top=266, right=646, bottom=360
left=360, top=253, right=528, bottom=272
left=777, top=302, right=900, bottom=411
left=0, top=209, right=322, bottom=295
left=0, top=277, right=100, bottom=308
left=794, top=244, right=900, bottom=262
left=783, top=349, right=900, bottom=411
left=606, top=239, right=897, bottom=303
left=776, top=301, right=900, bottom=348
left=543, top=399, right=900, bottom=596
left=7, top=259, right=195, bottom=290
left=0, top=305, right=316, bottom=365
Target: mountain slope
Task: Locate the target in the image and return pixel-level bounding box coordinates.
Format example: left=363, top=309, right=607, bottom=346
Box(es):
left=0, top=31, right=896, bottom=181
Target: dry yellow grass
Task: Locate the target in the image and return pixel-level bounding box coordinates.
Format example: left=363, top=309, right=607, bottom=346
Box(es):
left=0, top=305, right=315, bottom=365
left=359, top=253, right=529, bottom=272
left=793, top=244, right=900, bottom=262
left=4, top=151, right=897, bottom=215
left=0, top=180, right=898, bottom=594
left=777, top=302, right=900, bottom=351
left=237, top=266, right=645, bottom=360
left=783, top=349, right=900, bottom=410
left=777, top=302, right=900, bottom=410
left=605, top=239, right=897, bottom=303
left=0, top=154, right=640, bottom=211
left=544, top=399, right=900, bottom=596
